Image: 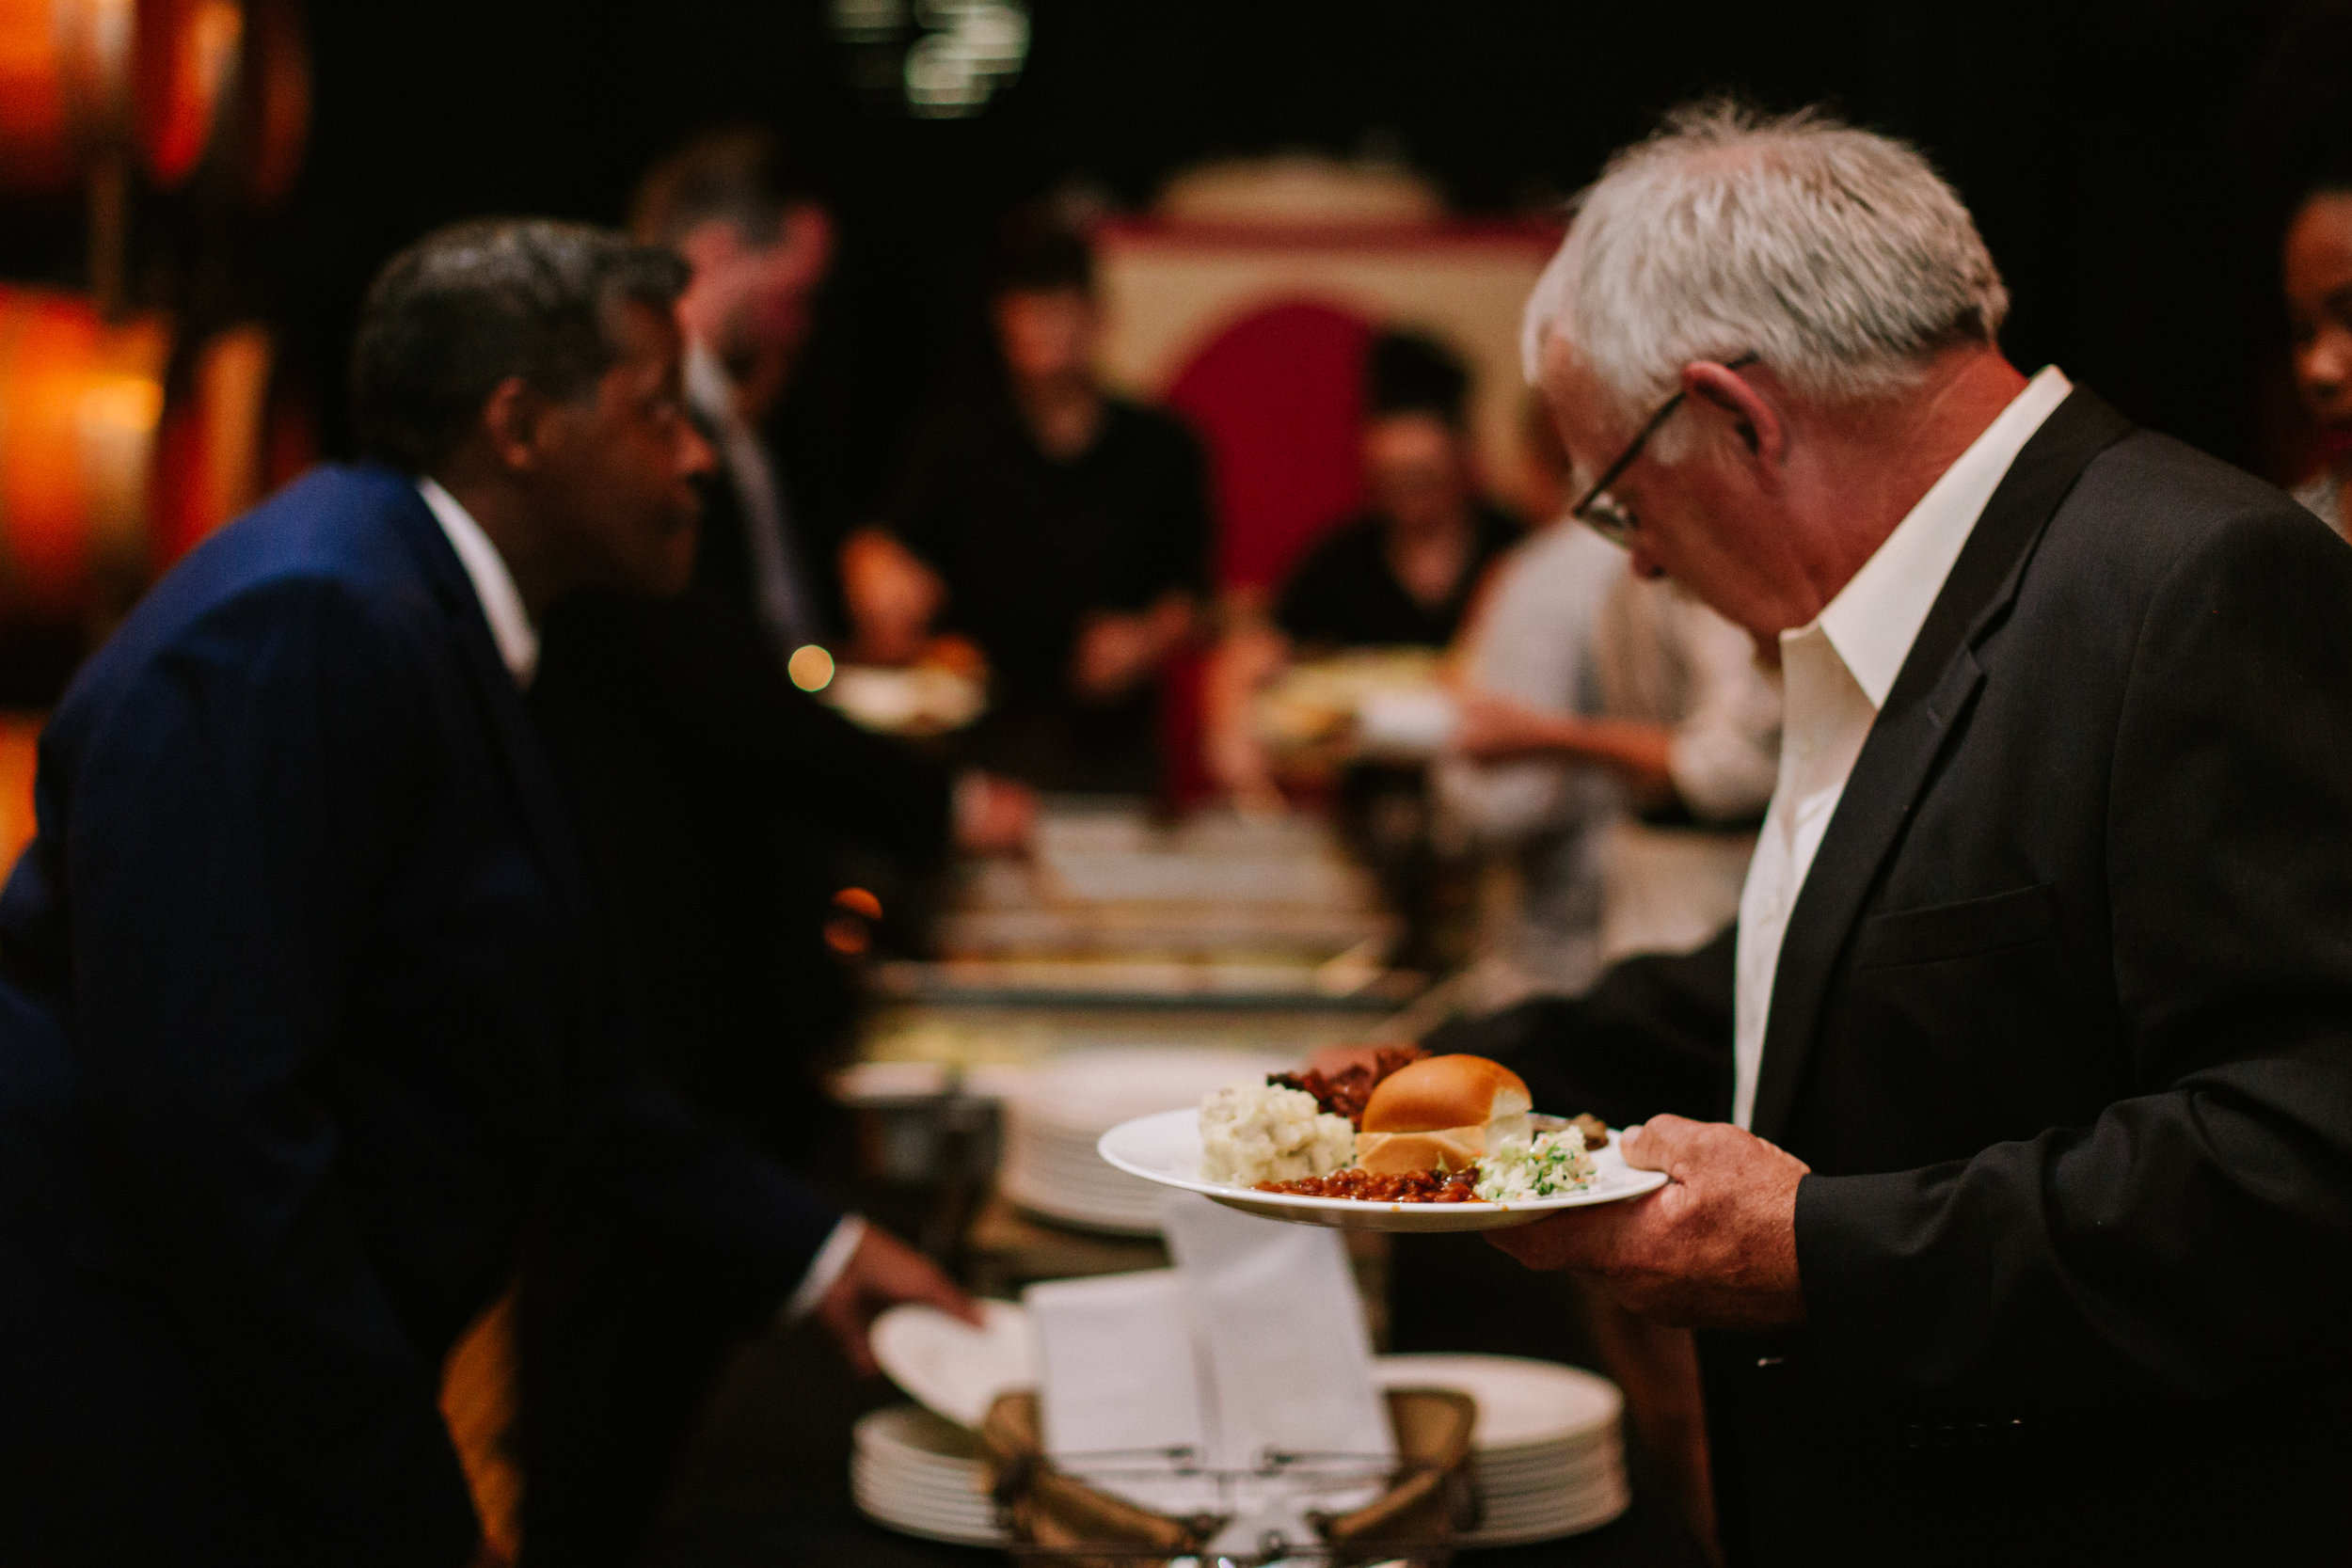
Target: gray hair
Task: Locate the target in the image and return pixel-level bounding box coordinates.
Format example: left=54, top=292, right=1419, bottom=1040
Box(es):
left=351, top=218, right=690, bottom=473
left=1521, top=101, right=2008, bottom=436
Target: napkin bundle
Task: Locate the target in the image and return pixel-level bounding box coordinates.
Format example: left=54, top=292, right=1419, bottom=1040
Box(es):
left=1025, top=1195, right=1393, bottom=1551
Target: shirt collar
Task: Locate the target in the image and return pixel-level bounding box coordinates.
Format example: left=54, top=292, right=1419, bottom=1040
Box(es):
left=683, top=334, right=739, bottom=432
left=1804, top=365, right=2073, bottom=709
left=417, top=477, right=540, bottom=689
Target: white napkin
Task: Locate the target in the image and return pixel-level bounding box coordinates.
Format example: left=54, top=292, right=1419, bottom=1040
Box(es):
left=1024, top=1211, right=1398, bottom=1553
left=1024, top=1269, right=1217, bottom=1516
left=1158, top=1194, right=1394, bottom=1469
left=1160, top=1195, right=1393, bottom=1552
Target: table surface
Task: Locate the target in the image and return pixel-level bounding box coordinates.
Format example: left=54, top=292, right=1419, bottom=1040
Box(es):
left=642, top=1227, right=1713, bottom=1568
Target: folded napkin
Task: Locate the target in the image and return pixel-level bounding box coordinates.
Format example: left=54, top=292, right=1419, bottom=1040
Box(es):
left=1160, top=1195, right=1392, bottom=1552
left=1023, top=1205, right=1399, bottom=1552
left=1158, top=1194, right=1394, bottom=1470
left=1024, top=1269, right=1217, bottom=1517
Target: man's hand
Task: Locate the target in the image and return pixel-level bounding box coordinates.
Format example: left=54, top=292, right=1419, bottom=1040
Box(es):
left=841, top=528, right=945, bottom=667
left=1072, top=610, right=1162, bottom=700
left=1072, top=592, right=1194, bottom=702
left=1486, top=1115, right=1809, bottom=1329
left=816, top=1227, right=979, bottom=1377
left=1451, top=690, right=1574, bottom=763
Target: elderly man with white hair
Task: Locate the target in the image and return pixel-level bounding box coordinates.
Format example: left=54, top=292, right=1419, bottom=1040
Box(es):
left=1469, top=103, right=2352, bottom=1563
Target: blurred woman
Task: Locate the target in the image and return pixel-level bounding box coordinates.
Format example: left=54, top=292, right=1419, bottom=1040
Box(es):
left=2283, top=170, right=2352, bottom=541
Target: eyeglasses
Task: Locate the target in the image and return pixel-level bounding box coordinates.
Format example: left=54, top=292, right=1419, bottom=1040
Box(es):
left=1570, top=353, right=1761, bottom=546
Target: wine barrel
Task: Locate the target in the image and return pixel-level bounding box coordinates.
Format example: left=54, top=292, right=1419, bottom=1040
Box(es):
left=0, top=0, right=135, bottom=193
left=0, top=285, right=168, bottom=614
left=0, top=711, right=39, bottom=873
left=0, top=287, right=312, bottom=620
left=215, top=0, right=305, bottom=208
left=3, top=1, right=301, bottom=201
left=150, top=318, right=313, bottom=568
left=133, top=0, right=241, bottom=189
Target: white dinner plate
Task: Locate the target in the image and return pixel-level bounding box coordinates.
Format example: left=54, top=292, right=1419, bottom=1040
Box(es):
left=1370, top=1354, right=1623, bottom=1445
left=871, top=1301, right=1037, bottom=1430
left=1095, top=1110, right=1670, bottom=1233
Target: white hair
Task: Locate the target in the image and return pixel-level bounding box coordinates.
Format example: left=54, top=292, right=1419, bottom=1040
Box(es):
left=1520, top=101, right=2008, bottom=436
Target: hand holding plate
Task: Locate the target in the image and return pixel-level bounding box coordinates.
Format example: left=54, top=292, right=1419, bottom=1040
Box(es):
left=1486, top=1114, right=1809, bottom=1330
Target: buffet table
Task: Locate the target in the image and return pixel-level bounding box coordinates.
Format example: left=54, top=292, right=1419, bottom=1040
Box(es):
left=644, top=1262, right=1714, bottom=1568
left=638, top=802, right=1712, bottom=1565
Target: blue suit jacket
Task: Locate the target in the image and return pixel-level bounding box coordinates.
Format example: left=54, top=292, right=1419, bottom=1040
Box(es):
left=0, top=464, right=842, bottom=1566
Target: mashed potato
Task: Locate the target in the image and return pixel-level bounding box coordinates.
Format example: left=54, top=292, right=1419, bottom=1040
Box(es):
left=1473, top=1126, right=1597, bottom=1202
left=1199, top=1081, right=1356, bottom=1184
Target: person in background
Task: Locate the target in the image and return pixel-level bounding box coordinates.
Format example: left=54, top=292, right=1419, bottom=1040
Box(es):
left=1437, top=393, right=1779, bottom=1009
left=1209, top=332, right=1519, bottom=959
left=524, top=135, right=1025, bottom=1568
left=2281, top=156, right=2352, bottom=541
left=1274, top=329, right=1520, bottom=650
left=1208, top=331, right=1521, bottom=809
left=0, top=219, right=972, bottom=1568
left=842, top=208, right=1212, bottom=794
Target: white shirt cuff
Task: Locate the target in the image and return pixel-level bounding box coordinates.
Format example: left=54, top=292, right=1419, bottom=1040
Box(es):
left=780, top=1214, right=868, bottom=1326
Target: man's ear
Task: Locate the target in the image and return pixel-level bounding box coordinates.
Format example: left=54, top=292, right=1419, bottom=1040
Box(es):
left=1682, top=359, right=1784, bottom=475
left=478, top=375, right=548, bottom=473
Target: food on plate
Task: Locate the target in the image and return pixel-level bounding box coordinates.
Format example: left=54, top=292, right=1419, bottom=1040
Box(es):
left=1474, top=1125, right=1597, bottom=1202
left=1193, top=1051, right=1614, bottom=1203
left=1267, top=1045, right=1425, bottom=1128
left=1198, top=1081, right=1356, bottom=1185
left=1354, top=1054, right=1533, bottom=1176
left=1254, top=1166, right=1484, bottom=1202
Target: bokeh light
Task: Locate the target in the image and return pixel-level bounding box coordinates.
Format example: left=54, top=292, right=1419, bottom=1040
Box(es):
left=788, top=643, right=835, bottom=691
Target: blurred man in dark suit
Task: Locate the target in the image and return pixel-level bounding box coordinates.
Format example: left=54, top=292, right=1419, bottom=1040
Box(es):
left=538, top=131, right=1029, bottom=1154
left=0, top=219, right=969, bottom=1568
left=523, top=134, right=1027, bottom=1567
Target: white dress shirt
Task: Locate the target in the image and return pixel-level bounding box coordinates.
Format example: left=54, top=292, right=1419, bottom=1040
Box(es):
left=418, top=478, right=540, bottom=688
left=414, top=476, right=867, bottom=1316
left=1730, top=365, right=2073, bottom=1130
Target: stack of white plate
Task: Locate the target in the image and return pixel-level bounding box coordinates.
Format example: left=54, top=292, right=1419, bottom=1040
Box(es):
left=850, top=1403, right=1007, bottom=1547
left=1375, top=1354, right=1629, bottom=1545
left=997, top=1047, right=1289, bottom=1233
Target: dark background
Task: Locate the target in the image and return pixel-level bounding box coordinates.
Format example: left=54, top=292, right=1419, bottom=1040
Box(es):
left=16, top=0, right=2352, bottom=562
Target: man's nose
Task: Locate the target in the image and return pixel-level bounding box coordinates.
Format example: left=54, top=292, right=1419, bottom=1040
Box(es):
left=678, top=421, right=718, bottom=478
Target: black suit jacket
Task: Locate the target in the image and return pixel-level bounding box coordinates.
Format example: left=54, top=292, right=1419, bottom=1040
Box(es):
left=1438, top=391, right=2352, bottom=1565
left=534, top=450, right=951, bottom=1151
left=0, top=466, right=841, bottom=1567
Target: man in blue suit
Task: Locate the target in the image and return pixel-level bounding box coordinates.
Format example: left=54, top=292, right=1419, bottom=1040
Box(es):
left=0, top=219, right=970, bottom=1566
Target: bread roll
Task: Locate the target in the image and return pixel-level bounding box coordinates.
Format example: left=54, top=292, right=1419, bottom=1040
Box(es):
left=1355, top=1055, right=1534, bottom=1174
left=1361, top=1055, right=1530, bottom=1133
left=1356, top=1127, right=1486, bottom=1175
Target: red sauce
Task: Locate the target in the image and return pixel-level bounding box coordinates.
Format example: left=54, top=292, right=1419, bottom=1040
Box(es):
left=1255, top=1165, right=1484, bottom=1203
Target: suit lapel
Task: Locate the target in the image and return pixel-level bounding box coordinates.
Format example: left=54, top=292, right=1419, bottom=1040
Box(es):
left=379, top=477, right=596, bottom=917
left=1748, top=389, right=2136, bottom=1145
